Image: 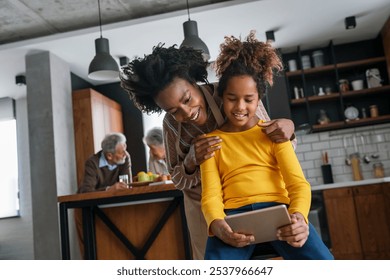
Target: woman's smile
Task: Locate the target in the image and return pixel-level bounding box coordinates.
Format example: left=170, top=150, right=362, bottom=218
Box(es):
left=155, top=78, right=207, bottom=125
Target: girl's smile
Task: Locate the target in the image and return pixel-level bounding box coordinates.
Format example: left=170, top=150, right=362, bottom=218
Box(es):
left=221, top=75, right=260, bottom=132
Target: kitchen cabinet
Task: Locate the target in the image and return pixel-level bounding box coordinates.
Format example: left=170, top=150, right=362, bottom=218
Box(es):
left=282, top=38, right=390, bottom=133
left=323, top=183, right=390, bottom=259
left=263, top=73, right=292, bottom=120
left=72, top=88, right=124, bottom=185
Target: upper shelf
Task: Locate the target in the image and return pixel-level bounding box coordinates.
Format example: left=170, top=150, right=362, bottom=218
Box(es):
left=290, top=84, right=390, bottom=105
left=311, top=115, right=390, bottom=132
left=286, top=56, right=386, bottom=77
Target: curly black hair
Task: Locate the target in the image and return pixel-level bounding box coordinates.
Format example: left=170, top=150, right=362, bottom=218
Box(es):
left=120, top=44, right=209, bottom=114
left=214, top=31, right=283, bottom=99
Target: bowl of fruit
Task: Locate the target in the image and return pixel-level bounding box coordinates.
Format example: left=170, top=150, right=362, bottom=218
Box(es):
left=131, top=171, right=172, bottom=186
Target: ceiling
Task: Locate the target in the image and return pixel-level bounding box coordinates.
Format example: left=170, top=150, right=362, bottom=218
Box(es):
left=0, top=0, right=389, bottom=100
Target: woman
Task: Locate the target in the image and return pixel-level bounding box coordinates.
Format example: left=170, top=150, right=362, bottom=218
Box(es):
left=120, top=44, right=295, bottom=259
left=144, top=127, right=169, bottom=175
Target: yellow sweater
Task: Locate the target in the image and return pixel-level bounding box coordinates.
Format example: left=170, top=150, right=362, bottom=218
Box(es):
left=200, top=122, right=311, bottom=232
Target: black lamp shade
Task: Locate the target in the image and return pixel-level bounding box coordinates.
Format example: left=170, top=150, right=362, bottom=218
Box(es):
left=15, top=75, right=26, bottom=86
left=88, top=37, right=119, bottom=80
left=266, top=31, right=275, bottom=42
left=180, top=20, right=210, bottom=61
left=345, top=16, right=356, bottom=29
left=119, top=56, right=129, bottom=66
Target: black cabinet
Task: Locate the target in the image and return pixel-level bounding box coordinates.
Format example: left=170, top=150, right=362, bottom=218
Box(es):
left=282, top=38, right=390, bottom=133
left=264, top=73, right=292, bottom=120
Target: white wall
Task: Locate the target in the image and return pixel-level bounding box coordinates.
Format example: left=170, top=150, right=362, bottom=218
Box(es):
left=295, top=123, right=390, bottom=186
left=0, top=98, right=34, bottom=259
left=0, top=52, right=80, bottom=260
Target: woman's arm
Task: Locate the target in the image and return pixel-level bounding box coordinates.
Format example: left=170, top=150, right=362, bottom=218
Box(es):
left=163, top=119, right=201, bottom=190
left=163, top=118, right=222, bottom=190
left=256, top=100, right=297, bottom=148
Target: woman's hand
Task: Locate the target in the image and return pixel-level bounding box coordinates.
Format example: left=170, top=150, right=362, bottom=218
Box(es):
left=210, top=219, right=254, bottom=247
left=258, top=119, right=295, bottom=143
left=184, top=134, right=222, bottom=173
left=276, top=212, right=309, bottom=247
left=193, top=134, right=222, bottom=164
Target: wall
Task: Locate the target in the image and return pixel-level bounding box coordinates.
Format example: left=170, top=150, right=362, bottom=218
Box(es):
left=0, top=98, right=34, bottom=259
left=0, top=52, right=80, bottom=260
left=295, top=123, right=390, bottom=186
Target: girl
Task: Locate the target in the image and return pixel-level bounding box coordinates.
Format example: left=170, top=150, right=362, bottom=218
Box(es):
left=200, top=31, right=333, bottom=260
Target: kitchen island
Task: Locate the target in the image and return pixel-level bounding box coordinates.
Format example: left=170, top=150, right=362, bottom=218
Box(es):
left=58, top=183, right=191, bottom=260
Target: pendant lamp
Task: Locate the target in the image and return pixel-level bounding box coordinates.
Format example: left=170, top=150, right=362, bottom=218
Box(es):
left=180, top=0, right=210, bottom=61
left=265, top=30, right=275, bottom=43
left=88, top=0, right=119, bottom=80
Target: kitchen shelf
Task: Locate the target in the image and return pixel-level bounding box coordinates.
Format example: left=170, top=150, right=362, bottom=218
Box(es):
left=282, top=38, right=390, bottom=133
left=285, top=57, right=386, bottom=77
left=341, top=84, right=390, bottom=98
left=336, top=57, right=386, bottom=70
left=291, top=93, right=340, bottom=105
left=291, top=85, right=390, bottom=105
left=286, top=64, right=335, bottom=77
left=312, top=115, right=390, bottom=132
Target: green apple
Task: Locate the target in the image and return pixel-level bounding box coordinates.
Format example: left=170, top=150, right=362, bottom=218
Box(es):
left=151, top=173, right=160, bottom=181
left=137, top=172, right=150, bottom=182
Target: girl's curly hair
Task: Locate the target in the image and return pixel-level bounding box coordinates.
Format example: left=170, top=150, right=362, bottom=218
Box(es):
left=214, top=30, right=283, bottom=98
left=120, top=44, right=208, bottom=114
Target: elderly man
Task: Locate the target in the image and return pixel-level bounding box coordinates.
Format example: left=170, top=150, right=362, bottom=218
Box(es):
left=78, top=132, right=132, bottom=193
left=75, top=132, right=132, bottom=258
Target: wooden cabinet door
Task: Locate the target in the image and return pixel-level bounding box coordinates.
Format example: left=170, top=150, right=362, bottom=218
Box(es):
left=72, top=88, right=124, bottom=186
left=103, top=98, right=123, bottom=133
left=90, top=91, right=106, bottom=152
left=323, top=187, right=363, bottom=259
left=353, top=184, right=390, bottom=259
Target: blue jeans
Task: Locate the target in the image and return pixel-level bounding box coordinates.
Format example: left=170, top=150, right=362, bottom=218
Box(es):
left=204, top=202, right=334, bottom=260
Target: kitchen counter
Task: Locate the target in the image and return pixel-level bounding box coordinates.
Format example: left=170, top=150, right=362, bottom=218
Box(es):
left=58, top=184, right=191, bottom=260
left=311, top=176, right=390, bottom=192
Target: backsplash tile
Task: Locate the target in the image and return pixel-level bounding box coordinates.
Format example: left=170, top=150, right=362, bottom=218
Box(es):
left=296, top=123, right=390, bottom=187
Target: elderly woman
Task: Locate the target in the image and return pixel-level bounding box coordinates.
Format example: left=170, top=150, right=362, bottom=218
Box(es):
left=144, top=127, right=168, bottom=175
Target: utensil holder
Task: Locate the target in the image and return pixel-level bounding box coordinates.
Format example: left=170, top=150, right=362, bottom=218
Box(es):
left=321, top=164, right=334, bottom=184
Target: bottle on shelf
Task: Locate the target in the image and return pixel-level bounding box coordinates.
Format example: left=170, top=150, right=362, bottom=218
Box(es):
left=294, top=86, right=300, bottom=99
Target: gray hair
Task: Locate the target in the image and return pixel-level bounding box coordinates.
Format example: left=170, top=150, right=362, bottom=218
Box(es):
left=101, top=132, right=126, bottom=154
left=144, top=127, right=163, bottom=147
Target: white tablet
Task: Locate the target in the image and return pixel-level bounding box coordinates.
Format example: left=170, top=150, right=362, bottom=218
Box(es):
left=224, top=204, right=291, bottom=244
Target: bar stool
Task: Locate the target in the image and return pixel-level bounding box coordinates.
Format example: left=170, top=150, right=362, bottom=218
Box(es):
left=250, top=242, right=281, bottom=260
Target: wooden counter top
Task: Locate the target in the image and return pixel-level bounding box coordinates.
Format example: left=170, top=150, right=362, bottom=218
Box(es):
left=311, top=176, right=390, bottom=192
left=58, top=183, right=177, bottom=203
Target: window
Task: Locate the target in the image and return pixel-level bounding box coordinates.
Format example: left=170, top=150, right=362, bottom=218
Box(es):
left=0, top=99, right=19, bottom=218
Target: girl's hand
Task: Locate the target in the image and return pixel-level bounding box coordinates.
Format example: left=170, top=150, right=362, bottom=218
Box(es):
left=258, top=119, right=295, bottom=143
left=276, top=212, right=309, bottom=247
left=210, top=219, right=254, bottom=247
